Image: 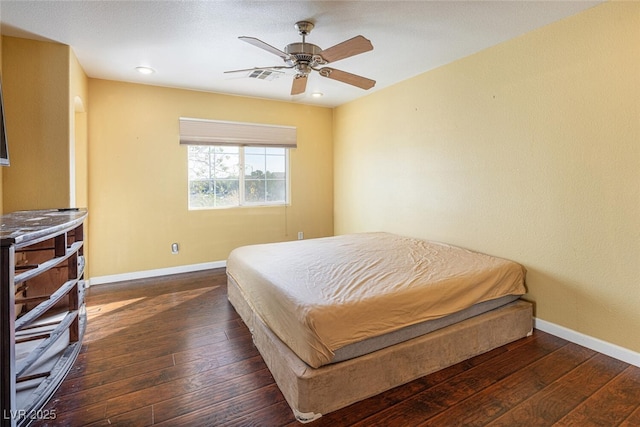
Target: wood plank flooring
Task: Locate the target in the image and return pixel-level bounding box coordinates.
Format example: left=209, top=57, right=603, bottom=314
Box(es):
left=33, top=269, right=640, bottom=426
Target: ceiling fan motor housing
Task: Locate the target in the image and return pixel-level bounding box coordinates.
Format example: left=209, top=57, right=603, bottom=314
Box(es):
left=284, top=42, right=326, bottom=75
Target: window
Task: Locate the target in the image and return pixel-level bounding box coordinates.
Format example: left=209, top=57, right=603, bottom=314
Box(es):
left=188, top=145, right=289, bottom=209
left=180, top=117, right=296, bottom=210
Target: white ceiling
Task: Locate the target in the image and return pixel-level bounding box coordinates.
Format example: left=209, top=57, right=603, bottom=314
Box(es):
left=0, top=1, right=602, bottom=107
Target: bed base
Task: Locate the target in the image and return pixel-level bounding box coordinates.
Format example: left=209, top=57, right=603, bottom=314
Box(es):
left=227, top=275, right=533, bottom=423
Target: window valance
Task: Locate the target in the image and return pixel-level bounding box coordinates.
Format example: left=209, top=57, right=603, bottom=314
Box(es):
left=179, top=117, right=297, bottom=148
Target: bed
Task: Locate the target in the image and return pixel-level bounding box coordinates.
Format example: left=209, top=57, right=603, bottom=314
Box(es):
left=226, top=232, right=533, bottom=422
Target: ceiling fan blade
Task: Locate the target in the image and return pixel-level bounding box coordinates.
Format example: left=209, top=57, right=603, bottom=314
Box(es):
left=224, top=66, right=292, bottom=74
left=320, top=35, right=373, bottom=63
left=291, top=75, right=307, bottom=95
left=239, top=36, right=289, bottom=60
left=318, top=67, right=376, bottom=90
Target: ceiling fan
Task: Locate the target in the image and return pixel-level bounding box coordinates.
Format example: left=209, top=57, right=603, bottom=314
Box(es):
left=225, top=21, right=376, bottom=96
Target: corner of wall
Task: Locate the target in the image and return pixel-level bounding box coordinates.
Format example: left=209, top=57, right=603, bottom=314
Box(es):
left=2, top=36, right=71, bottom=212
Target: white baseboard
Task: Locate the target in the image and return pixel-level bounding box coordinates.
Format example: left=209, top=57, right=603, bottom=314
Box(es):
left=88, top=260, right=226, bottom=287
left=535, top=317, right=640, bottom=368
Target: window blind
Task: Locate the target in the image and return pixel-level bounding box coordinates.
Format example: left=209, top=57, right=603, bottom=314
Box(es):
left=179, top=117, right=297, bottom=148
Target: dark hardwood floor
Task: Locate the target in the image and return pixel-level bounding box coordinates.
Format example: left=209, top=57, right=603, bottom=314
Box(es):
left=33, top=269, right=640, bottom=426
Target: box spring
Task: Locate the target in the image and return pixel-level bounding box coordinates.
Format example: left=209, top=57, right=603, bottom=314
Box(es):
left=227, top=274, right=533, bottom=423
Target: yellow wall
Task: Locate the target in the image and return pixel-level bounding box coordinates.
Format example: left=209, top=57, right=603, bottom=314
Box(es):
left=334, top=2, right=640, bottom=353
left=1, top=37, right=71, bottom=212
left=70, top=52, right=89, bottom=209
left=88, top=79, right=333, bottom=277
left=69, top=49, right=90, bottom=277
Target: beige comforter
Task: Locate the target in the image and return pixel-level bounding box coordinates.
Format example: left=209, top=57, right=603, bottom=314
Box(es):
left=226, top=232, right=526, bottom=368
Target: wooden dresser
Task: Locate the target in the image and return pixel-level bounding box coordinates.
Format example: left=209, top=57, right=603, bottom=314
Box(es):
left=1, top=209, right=87, bottom=427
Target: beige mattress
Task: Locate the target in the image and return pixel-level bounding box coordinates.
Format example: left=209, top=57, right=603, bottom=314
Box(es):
left=226, top=232, right=527, bottom=368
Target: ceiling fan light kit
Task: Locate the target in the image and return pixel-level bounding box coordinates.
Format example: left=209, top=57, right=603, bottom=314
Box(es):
left=226, top=21, right=376, bottom=96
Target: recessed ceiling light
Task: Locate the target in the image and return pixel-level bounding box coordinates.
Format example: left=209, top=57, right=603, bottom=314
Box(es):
left=136, top=66, right=155, bottom=75
left=311, top=92, right=323, bottom=98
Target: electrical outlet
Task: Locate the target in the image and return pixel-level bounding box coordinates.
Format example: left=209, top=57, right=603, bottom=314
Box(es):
left=171, top=243, right=179, bottom=254
left=297, top=231, right=304, bottom=240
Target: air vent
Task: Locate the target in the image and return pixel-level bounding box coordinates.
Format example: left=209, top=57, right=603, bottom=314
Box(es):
left=247, top=70, right=282, bottom=81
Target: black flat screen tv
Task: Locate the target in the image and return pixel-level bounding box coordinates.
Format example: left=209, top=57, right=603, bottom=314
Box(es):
left=1, top=78, right=8, bottom=166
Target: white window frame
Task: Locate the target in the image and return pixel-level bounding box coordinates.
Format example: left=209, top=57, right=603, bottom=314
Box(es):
left=187, top=145, right=290, bottom=210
